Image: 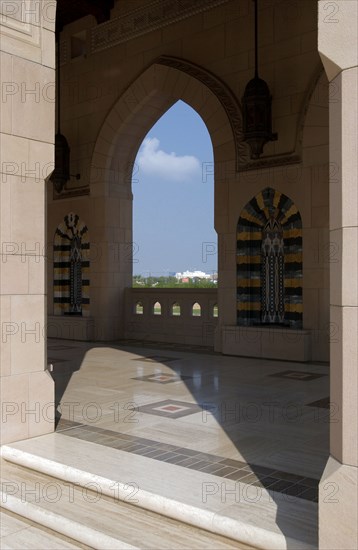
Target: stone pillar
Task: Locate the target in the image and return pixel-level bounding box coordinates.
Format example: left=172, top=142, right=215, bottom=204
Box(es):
left=0, top=1, right=56, bottom=443
left=318, top=1, right=358, bottom=548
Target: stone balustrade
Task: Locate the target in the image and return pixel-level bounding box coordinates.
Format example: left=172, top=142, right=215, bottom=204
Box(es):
left=124, top=288, right=218, bottom=346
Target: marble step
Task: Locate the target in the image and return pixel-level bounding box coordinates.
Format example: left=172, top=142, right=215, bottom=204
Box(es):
left=0, top=459, right=245, bottom=550
left=1, top=433, right=317, bottom=550
left=1, top=508, right=92, bottom=550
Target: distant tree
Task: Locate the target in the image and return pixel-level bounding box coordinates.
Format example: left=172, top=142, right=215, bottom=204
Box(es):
left=132, top=275, right=216, bottom=288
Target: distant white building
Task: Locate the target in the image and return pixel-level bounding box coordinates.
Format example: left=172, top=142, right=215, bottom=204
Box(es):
left=175, top=270, right=211, bottom=280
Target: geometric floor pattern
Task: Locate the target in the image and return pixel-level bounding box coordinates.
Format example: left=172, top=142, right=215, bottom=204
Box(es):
left=59, top=420, right=319, bottom=502
left=136, top=399, right=202, bottom=418
left=132, top=373, right=193, bottom=384
left=47, top=345, right=77, bottom=351
left=306, top=396, right=330, bottom=408
left=50, top=337, right=329, bottom=513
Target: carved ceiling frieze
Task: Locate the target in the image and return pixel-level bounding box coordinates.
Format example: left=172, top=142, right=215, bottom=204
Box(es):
left=90, top=0, right=230, bottom=53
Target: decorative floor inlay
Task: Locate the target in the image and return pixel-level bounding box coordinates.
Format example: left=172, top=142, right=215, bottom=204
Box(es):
left=132, top=373, right=193, bottom=384
left=59, top=422, right=318, bottom=502
left=306, top=397, right=330, bottom=409
left=55, top=417, right=83, bottom=430
left=136, top=399, right=202, bottom=418
left=269, top=370, right=327, bottom=381
left=132, top=355, right=180, bottom=363
left=48, top=344, right=76, bottom=351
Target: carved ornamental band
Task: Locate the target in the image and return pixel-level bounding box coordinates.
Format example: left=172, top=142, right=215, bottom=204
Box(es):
left=91, top=0, right=230, bottom=53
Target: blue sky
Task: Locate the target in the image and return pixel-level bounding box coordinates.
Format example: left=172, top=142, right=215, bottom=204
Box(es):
left=132, top=100, right=217, bottom=277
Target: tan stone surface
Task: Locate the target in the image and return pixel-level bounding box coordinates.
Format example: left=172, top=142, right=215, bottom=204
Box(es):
left=318, top=0, right=358, bottom=81
left=0, top=3, right=55, bottom=444
left=319, top=457, right=358, bottom=550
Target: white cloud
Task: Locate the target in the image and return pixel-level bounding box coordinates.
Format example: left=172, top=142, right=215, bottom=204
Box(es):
left=137, top=137, right=201, bottom=182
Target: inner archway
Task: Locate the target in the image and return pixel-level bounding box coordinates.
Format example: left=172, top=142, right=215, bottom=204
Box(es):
left=89, top=59, right=237, bottom=341
left=132, top=99, right=216, bottom=284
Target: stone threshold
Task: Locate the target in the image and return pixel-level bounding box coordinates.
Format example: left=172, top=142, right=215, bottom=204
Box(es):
left=57, top=420, right=319, bottom=503
left=0, top=459, right=243, bottom=550
left=1, top=434, right=317, bottom=550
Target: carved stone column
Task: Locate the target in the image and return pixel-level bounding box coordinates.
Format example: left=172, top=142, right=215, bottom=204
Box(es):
left=318, top=1, right=358, bottom=548
left=0, top=1, right=56, bottom=443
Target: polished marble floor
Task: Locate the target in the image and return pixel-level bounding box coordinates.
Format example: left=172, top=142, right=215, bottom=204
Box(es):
left=50, top=337, right=330, bottom=484
left=2, top=339, right=330, bottom=549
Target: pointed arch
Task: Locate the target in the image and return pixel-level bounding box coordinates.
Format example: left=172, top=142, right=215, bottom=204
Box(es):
left=90, top=57, right=241, bottom=195
left=53, top=213, right=90, bottom=316
left=171, top=302, right=181, bottom=316
left=237, top=188, right=302, bottom=328
left=191, top=302, right=202, bottom=317
left=153, top=301, right=162, bottom=315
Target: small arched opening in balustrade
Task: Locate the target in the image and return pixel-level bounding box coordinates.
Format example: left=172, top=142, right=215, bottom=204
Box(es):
left=153, top=301, right=162, bottom=315
left=171, top=302, right=181, bottom=316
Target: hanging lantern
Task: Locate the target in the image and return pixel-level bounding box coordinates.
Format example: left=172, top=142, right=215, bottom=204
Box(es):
left=50, top=34, right=80, bottom=194
left=242, top=0, right=277, bottom=159
left=50, top=132, right=70, bottom=193
left=242, top=76, right=277, bottom=159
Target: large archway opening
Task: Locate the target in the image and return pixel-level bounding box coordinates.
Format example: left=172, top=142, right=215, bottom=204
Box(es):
left=46, top=52, right=329, bottom=550
left=1, top=0, right=356, bottom=544
left=132, top=99, right=216, bottom=286
left=86, top=59, right=237, bottom=343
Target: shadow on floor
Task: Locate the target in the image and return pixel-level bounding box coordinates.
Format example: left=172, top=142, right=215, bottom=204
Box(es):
left=49, top=337, right=330, bottom=548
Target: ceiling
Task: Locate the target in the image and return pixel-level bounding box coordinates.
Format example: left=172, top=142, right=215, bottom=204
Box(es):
left=56, top=0, right=115, bottom=32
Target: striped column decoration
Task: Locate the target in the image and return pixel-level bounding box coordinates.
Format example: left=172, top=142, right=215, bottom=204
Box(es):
left=53, top=213, right=90, bottom=316
left=237, top=187, right=302, bottom=328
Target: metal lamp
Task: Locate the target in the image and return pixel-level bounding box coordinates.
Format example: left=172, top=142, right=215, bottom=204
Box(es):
left=242, top=0, right=277, bottom=159
left=50, top=34, right=80, bottom=193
